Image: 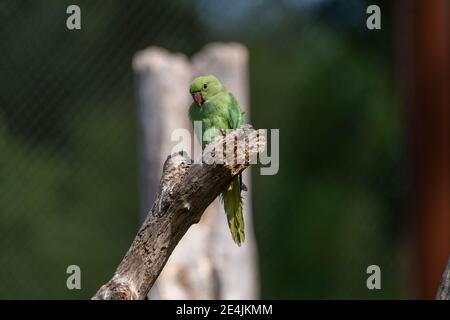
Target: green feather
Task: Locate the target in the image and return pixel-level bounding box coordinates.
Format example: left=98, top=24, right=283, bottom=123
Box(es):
left=188, top=75, right=245, bottom=245
left=222, top=175, right=245, bottom=246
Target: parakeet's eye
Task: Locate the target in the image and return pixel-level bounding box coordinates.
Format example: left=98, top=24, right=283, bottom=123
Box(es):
left=203, top=84, right=208, bottom=89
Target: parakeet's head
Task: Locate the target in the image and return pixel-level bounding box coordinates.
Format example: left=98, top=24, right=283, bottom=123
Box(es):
left=189, top=75, right=224, bottom=106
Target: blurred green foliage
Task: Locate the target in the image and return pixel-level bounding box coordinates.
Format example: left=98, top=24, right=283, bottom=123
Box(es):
left=0, top=0, right=406, bottom=298
left=250, top=24, right=405, bottom=298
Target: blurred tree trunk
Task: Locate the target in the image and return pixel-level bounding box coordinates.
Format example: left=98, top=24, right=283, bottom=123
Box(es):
left=133, top=43, right=259, bottom=299
left=396, top=0, right=450, bottom=299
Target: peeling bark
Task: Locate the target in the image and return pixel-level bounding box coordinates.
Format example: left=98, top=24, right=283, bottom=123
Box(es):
left=436, top=257, right=450, bottom=300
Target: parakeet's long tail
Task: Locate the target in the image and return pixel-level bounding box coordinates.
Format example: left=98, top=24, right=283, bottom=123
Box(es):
left=221, top=174, right=245, bottom=246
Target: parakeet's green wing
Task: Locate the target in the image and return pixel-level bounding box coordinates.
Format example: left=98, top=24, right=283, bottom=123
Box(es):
left=222, top=92, right=245, bottom=245
left=227, top=93, right=244, bottom=129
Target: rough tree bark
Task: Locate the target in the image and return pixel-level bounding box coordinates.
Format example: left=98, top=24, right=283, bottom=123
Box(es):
left=134, top=43, right=259, bottom=299
left=93, top=125, right=265, bottom=300
left=436, top=257, right=450, bottom=300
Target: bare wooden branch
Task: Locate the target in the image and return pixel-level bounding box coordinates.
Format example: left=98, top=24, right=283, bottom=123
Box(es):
left=92, top=125, right=265, bottom=300
left=436, top=257, right=450, bottom=300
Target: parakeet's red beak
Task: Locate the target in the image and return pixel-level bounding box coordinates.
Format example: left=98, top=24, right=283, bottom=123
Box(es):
left=191, top=92, right=204, bottom=106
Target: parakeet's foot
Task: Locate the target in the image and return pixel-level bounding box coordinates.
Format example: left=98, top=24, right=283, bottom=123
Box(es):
left=227, top=181, right=247, bottom=191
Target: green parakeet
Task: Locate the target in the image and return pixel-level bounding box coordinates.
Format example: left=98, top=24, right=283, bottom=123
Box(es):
left=188, top=75, right=245, bottom=246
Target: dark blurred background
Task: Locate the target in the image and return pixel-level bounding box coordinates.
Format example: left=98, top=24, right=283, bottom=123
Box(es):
left=0, top=0, right=448, bottom=299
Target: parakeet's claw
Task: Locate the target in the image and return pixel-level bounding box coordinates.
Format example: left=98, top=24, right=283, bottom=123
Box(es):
left=241, top=182, right=248, bottom=192
left=220, top=128, right=227, bottom=136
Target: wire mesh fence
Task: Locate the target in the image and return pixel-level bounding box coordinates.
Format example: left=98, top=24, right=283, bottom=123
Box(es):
left=0, top=0, right=405, bottom=299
